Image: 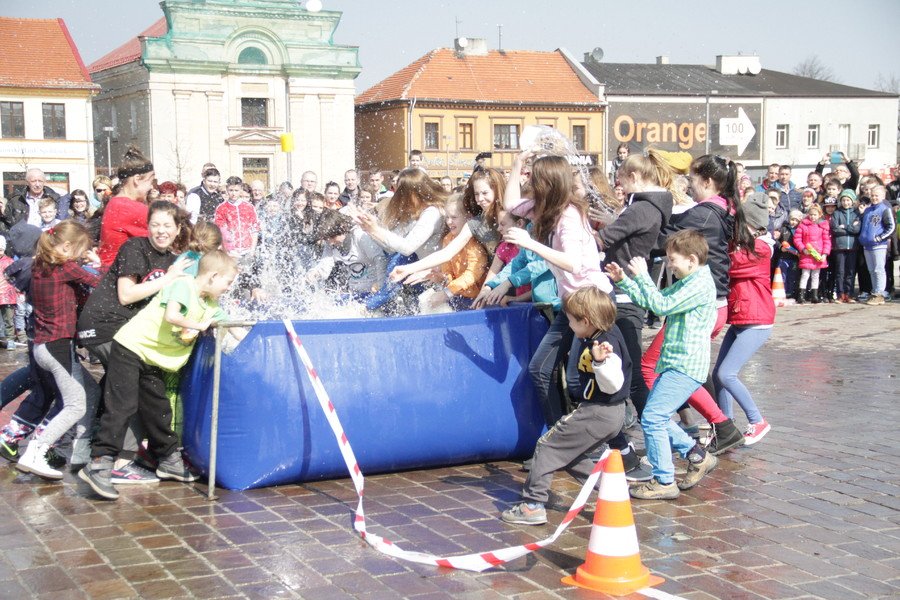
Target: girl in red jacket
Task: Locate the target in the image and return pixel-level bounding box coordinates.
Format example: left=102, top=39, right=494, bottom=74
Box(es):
left=793, top=203, right=831, bottom=303
left=712, top=193, right=775, bottom=446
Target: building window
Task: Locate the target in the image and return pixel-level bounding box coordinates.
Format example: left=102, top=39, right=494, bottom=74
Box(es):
left=241, top=98, right=268, bottom=128
left=42, top=103, right=66, bottom=139
left=424, top=122, right=440, bottom=150
left=129, top=101, right=137, bottom=137
left=493, top=124, right=520, bottom=150
left=867, top=124, right=880, bottom=148
left=238, top=47, right=267, bottom=65
left=0, top=101, right=25, bottom=138
left=806, top=125, right=819, bottom=149
left=572, top=125, right=586, bottom=151
left=775, top=124, right=789, bottom=149
left=458, top=123, right=473, bottom=150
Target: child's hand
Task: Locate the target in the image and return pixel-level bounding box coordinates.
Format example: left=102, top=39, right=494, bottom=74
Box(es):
left=389, top=264, right=411, bottom=283
left=168, top=256, right=194, bottom=278
left=198, top=319, right=213, bottom=331
left=627, top=257, right=647, bottom=276
left=84, top=249, right=100, bottom=265
left=605, top=262, right=625, bottom=282
left=591, top=341, right=614, bottom=362
left=503, top=227, right=533, bottom=251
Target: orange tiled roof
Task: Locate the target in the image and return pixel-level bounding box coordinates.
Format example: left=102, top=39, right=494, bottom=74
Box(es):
left=356, top=48, right=598, bottom=106
left=88, top=18, right=168, bottom=74
left=0, top=17, right=97, bottom=90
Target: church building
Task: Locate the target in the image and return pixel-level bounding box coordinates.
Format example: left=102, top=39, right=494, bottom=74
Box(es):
left=89, top=0, right=360, bottom=189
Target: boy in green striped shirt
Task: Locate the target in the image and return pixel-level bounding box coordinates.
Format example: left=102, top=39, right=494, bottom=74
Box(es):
left=605, top=230, right=719, bottom=500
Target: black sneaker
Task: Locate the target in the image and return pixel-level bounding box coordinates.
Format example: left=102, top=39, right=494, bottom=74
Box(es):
left=156, top=452, right=198, bottom=482
left=622, top=448, right=653, bottom=482
left=0, top=438, right=19, bottom=463
left=78, top=457, right=119, bottom=500
left=707, top=419, right=745, bottom=455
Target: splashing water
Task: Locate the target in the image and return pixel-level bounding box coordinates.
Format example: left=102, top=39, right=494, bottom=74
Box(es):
left=520, top=125, right=618, bottom=225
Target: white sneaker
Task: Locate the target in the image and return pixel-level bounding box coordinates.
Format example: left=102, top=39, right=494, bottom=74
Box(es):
left=16, top=442, right=63, bottom=480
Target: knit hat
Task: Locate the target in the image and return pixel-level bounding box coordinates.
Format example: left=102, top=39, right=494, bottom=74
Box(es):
left=788, top=209, right=804, bottom=222
left=839, top=188, right=857, bottom=202
left=741, top=192, right=770, bottom=230
left=7, top=222, right=41, bottom=257
left=801, top=187, right=817, bottom=197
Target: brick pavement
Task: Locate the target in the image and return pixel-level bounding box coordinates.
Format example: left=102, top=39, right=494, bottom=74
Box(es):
left=0, top=302, right=898, bottom=599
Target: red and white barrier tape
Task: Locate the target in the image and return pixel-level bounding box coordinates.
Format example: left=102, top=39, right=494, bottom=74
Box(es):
left=283, top=319, right=609, bottom=572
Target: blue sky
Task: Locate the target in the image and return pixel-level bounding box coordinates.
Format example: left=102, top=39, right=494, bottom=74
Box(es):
left=6, top=0, right=899, bottom=94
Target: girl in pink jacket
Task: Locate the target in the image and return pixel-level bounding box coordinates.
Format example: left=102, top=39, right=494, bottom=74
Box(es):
left=793, top=204, right=831, bottom=303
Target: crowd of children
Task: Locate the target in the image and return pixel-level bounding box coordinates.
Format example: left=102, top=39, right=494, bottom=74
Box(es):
left=0, top=142, right=897, bottom=514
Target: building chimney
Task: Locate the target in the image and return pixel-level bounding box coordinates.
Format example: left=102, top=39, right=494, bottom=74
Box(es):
left=715, top=54, right=762, bottom=75
left=454, top=37, right=488, bottom=57
left=656, top=56, right=669, bottom=65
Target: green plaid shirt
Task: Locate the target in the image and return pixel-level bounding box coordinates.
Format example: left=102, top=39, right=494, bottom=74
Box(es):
left=618, top=265, right=716, bottom=382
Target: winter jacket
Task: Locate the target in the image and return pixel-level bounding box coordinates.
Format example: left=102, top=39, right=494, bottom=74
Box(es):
left=767, top=205, right=786, bottom=238
left=830, top=206, right=861, bottom=251
left=658, top=198, right=733, bottom=298
left=773, top=182, right=802, bottom=215
left=599, top=190, right=672, bottom=300
left=1, top=187, right=60, bottom=232
left=777, top=223, right=799, bottom=262
left=858, top=202, right=896, bottom=251
left=794, top=217, right=831, bottom=269
left=727, top=236, right=775, bottom=327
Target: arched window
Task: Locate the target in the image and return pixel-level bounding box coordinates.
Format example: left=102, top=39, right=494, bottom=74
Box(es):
left=238, top=46, right=267, bottom=65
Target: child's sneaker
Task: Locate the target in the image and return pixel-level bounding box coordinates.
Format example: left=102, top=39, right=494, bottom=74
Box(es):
left=111, top=461, right=160, bottom=485
left=501, top=502, right=547, bottom=525
left=678, top=447, right=717, bottom=490
left=707, top=419, right=745, bottom=455
left=78, top=457, right=119, bottom=500
left=0, top=438, right=19, bottom=463
left=629, top=478, right=679, bottom=500
left=623, top=450, right=653, bottom=482
left=16, top=442, right=63, bottom=480
left=744, top=420, right=771, bottom=446
left=156, top=452, right=198, bottom=482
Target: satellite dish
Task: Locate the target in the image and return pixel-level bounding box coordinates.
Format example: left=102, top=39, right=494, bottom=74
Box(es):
left=457, top=37, right=469, bottom=48
left=591, top=47, right=604, bottom=62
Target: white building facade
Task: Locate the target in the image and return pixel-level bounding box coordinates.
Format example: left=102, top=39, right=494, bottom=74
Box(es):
left=89, top=0, right=360, bottom=190
left=0, top=17, right=98, bottom=198
left=580, top=54, right=898, bottom=182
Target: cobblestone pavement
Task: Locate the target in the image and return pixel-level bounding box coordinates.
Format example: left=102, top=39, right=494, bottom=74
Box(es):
left=0, top=302, right=898, bottom=599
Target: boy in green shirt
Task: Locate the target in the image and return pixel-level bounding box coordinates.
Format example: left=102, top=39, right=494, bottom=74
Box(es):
left=80, top=251, right=238, bottom=500
left=605, top=230, right=719, bottom=500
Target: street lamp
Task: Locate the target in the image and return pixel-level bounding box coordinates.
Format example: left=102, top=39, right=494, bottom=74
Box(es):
left=102, top=126, right=114, bottom=175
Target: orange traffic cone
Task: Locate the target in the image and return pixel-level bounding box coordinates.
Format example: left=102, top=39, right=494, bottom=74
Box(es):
left=562, top=450, right=664, bottom=596
left=772, top=267, right=789, bottom=307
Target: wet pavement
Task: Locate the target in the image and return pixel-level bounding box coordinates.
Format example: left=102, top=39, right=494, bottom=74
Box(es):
left=0, top=301, right=898, bottom=599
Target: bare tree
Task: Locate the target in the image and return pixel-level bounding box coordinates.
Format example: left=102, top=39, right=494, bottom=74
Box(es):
left=874, top=72, right=900, bottom=93
left=792, top=56, right=838, bottom=83
left=874, top=73, right=900, bottom=143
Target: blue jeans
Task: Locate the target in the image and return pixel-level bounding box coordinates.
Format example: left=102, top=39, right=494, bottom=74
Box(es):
left=0, top=366, right=31, bottom=410
left=529, top=310, right=577, bottom=428
left=713, top=326, right=770, bottom=424
left=642, top=370, right=702, bottom=484
left=365, top=253, right=417, bottom=311
left=834, top=250, right=857, bottom=296
left=864, top=247, right=888, bottom=297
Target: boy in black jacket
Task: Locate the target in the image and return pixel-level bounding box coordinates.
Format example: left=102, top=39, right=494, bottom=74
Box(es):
left=501, top=286, right=630, bottom=525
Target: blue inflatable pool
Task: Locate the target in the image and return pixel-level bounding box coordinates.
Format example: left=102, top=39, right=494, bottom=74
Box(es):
left=180, top=304, right=550, bottom=490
